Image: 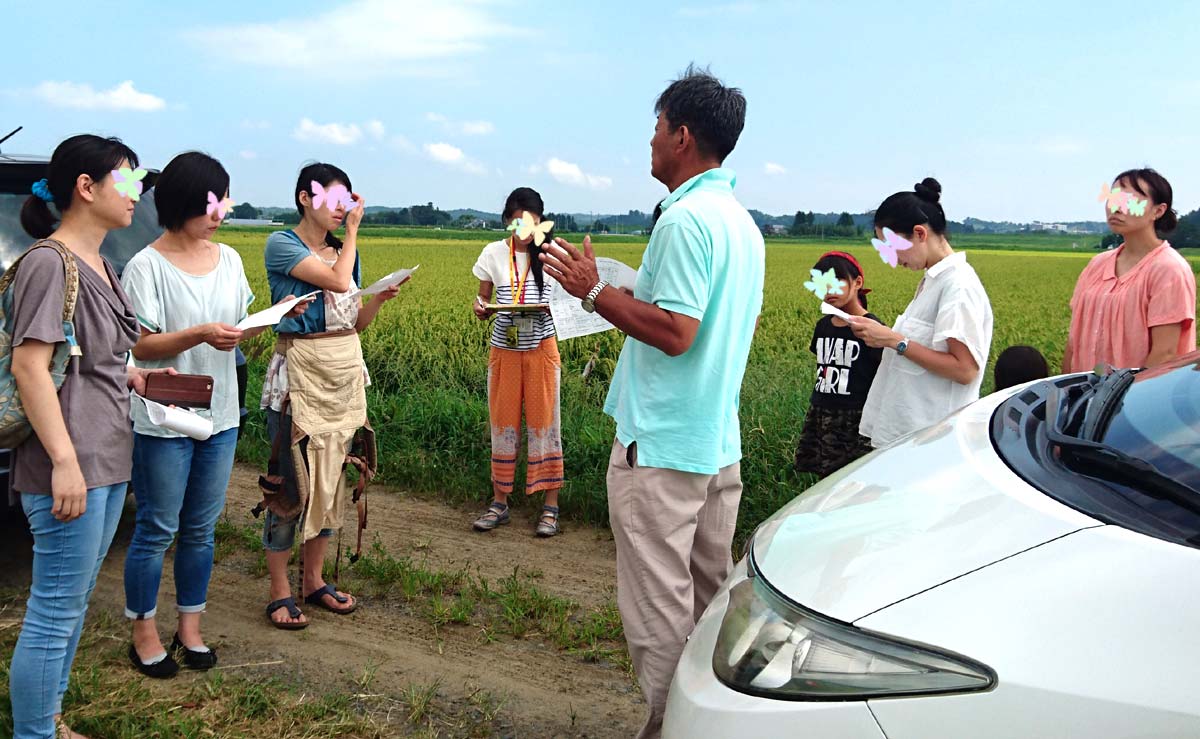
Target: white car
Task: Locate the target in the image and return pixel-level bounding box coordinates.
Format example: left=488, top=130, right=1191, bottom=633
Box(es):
left=665, top=353, right=1200, bottom=738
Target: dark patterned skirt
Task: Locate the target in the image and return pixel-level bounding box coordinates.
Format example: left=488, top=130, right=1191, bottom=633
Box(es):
left=794, top=404, right=874, bottom=478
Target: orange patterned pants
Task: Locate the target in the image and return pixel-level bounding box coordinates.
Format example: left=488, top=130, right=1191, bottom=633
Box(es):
left=487, top=338, right=564, bottom=495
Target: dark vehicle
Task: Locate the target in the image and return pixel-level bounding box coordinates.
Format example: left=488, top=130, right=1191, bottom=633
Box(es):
left=0, top=132, right=161, bottom=511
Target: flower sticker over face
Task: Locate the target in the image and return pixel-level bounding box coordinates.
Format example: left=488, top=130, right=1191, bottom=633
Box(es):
left=507, top=211, right=555, bottom=246
left=803, top=268, right=844, bottom=300
left=206, top=191, right=234, bottom=219
left=1098, top=183, right=1137, bottom=214
left=112, top=167, right=147, bottom=201
left=870, top=227, right=913, bottom=268
left=311, top=181, right=357, bottom=212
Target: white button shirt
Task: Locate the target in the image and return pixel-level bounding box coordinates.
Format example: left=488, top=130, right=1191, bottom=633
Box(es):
left=859, top=251, right=993, bottom=448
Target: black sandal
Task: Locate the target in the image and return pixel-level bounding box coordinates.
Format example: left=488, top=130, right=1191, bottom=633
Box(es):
left=266, top=597, right=308, bottom=630
left=304, top=584, right=357, bottom=615
left=171, top=633, right=218, bottom=670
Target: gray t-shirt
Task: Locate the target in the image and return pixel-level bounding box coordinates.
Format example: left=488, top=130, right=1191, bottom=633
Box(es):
left=121, top=244, right=254, bottom=437
left=11, top=246, right=141, bottom=494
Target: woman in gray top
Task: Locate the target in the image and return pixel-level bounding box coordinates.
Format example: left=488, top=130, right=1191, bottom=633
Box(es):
left=7, top=135, right=168, bottom=739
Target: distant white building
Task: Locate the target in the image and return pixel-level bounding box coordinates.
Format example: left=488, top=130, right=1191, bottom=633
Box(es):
left=226, top=218, right=279, bottom=226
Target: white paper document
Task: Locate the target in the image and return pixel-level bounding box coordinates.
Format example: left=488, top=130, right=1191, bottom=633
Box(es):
left=819, top=301, right=854, bottom=322
left=235, top=291, right=321, bottom=331
left=548, top=257, right=639, bottom=340
left=345, top=265, right=419, bottom=300
left=136, top=395, right=214, bottom=441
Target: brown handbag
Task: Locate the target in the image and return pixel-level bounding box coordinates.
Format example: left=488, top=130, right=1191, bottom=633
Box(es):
left=142, top=373, right=214, bottom=409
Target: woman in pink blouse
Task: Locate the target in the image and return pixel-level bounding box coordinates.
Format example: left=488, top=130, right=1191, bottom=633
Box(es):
left=1064, top=168, right=1196, bottom=373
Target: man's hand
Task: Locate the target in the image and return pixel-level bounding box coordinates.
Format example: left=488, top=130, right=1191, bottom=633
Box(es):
left=540, top=236, right=601, bottom=299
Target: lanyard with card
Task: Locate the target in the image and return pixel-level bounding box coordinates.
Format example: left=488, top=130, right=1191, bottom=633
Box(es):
left=506, top=237, right=534, bottom=347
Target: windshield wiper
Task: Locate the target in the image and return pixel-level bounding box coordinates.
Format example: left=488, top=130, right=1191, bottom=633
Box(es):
left=1078, top=368, right=1137, bottom=441
left=1046, top=386, right=1200, bottom=515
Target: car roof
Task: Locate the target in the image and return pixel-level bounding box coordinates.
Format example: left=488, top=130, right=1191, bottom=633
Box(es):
left=0, top=153, right=160, bottom=195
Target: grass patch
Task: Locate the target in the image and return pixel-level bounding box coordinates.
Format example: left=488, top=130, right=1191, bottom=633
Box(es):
left=0, top=601, right=522, bottom=738
left=345, top=541, right=628, bottom=671
left=0, top=610, right=382, bottom=739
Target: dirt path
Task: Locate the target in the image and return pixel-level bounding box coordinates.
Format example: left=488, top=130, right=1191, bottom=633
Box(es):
left=0, top=465, right=643, bottom=738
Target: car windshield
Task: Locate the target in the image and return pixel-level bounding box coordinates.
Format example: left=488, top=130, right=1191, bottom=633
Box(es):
left=1099, top=360, right=1200, bottom=490
left=0, top=191, right=160, bottom=275
left=992, top=354, right=1200, bottom=548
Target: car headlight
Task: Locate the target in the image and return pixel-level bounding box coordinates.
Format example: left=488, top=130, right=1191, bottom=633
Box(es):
left=712, top=557, right=995, bottom=700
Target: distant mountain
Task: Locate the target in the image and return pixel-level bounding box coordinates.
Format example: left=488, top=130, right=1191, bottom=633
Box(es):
left=248, top=204, right=1110, bottom=235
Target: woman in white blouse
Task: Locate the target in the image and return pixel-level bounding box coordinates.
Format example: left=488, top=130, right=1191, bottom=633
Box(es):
left=850, top=178, right=994, bottom=448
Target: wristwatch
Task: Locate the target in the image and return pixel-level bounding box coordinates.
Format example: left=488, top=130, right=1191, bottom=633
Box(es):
left=895, top=336, right=909, bottom=355
left=582, top=281, right=608, bottom=313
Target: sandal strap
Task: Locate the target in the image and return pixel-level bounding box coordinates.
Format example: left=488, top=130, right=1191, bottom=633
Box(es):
left=266, top=597, right=302, bottom=619
left=305, top=584, right=349, bottom=605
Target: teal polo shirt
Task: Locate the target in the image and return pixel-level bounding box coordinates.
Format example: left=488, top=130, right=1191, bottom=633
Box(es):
left=603, top=168, right=765, bottom=474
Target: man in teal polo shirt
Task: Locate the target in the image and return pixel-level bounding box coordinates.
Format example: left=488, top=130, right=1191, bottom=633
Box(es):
left=542, top=65, right=764, bottom=739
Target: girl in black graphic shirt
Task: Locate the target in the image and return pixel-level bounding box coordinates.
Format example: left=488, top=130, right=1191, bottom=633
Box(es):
left=795, top=252, right=883, bottom=477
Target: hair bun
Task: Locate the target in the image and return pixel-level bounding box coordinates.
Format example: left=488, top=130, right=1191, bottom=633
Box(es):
left=913, top=177, right=942, bottom=204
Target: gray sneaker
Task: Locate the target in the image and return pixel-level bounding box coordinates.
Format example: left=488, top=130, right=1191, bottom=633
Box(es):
left=535, top=505, right=560, bottom=537
left=473, top=502, right=510, bottom=532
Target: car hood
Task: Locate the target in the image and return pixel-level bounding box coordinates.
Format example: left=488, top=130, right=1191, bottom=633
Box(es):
left=751, top=388, right=1101, bottom=623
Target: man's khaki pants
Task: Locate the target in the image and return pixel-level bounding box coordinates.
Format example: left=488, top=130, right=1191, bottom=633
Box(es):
left=607, top=440, right=742, bottom=739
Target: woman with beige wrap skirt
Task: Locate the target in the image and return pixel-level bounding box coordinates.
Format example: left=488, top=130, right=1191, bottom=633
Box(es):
left=259, top=162, right=407, bottom=629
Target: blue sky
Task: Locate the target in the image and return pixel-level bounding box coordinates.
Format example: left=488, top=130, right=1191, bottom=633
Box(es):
left=4, top=0, right=1199, bottom=222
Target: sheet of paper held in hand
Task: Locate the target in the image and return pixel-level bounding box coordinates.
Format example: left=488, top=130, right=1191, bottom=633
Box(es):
left=548, top=256, right=639, bottom=340
left=235, top=291, right=321, bottom=331
left=345, top=265, right=419, bottom=300
left=820, top=301, right=855, bottom=322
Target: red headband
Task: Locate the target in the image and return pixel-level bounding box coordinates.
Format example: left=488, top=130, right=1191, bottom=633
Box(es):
left=819, top=251, right=871, bottom=295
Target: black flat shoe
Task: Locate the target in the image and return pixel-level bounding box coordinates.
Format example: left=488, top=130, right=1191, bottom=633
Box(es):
left=128, top=643, right=179, bottom=679
left=170, top=633, right=218, bottom=670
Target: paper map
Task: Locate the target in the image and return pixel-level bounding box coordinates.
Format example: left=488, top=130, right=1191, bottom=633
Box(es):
left=548, top=257, right=638, bottom=340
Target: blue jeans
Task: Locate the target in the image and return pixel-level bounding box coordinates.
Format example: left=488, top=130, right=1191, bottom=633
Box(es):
left=123, top=428, right=238, bottom=619
left=9, top=483, right=127, bottom=739
left=261, top=409, right=333, bottom=552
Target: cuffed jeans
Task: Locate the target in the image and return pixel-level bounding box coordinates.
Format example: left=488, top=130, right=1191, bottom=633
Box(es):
left=123, top=428, right=238, bottom=619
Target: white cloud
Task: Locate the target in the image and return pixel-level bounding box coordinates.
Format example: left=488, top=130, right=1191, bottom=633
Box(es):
left=545, top=157, right=612, bottom=190
left=33, top=80, right=165, bottom=112
left=239, top=150, right=258, bottom=160
left=460, top=120, right=494, bottom=135
left=241, top=119, right=271, bottom=130
left=293, top=118, right=363, bottom=145
left=390, top=134, right=416, bottom=153
left=365, top=120, right=386, bottom=140
left=764, top=162, right=787, bottom=175
left=424, top=142, right=485, bottom=175
left=189, top=0, right=512, bottom=78
left=427, top=112, right=494, bottom=136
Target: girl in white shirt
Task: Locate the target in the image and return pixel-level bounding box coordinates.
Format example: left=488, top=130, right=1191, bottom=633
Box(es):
left=851, top=178, right=993, bottom=447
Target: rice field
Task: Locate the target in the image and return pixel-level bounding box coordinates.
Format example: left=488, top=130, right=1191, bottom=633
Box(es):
left=222, top=226, right=1200, bottom=540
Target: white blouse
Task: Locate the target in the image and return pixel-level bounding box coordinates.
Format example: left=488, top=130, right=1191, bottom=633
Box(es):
left=859, top=252, right=993, bottom=448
